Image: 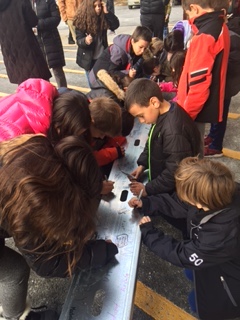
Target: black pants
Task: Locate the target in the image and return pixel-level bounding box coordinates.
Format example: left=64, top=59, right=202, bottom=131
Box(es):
left=140, top=13, right=165, bottom=40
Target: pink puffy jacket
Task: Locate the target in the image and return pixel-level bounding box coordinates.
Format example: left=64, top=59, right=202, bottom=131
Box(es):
left=0, top=79, right=58, bottom=142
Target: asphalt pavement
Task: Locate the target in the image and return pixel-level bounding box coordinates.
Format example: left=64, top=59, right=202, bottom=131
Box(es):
left=1, top=3, right=240, bottom=320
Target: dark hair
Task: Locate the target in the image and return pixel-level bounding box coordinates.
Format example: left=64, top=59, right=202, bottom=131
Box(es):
left=48, top=90, right=91, bottom=145
left=0, top=135, right=102, bottom=276
left=125, top=78, right=163, bottom=110
left=170, top=50, right=186, bottom=86
left=175, top=157, right=236, bottom=210
left=142, top=57, right=161, bottom=76
left=89, top=97, right=122, bottom=136
left=209, top=0, right=230, bottom=11
left=164, top=30, right=184, bottom=53
left=131, top=26, right=152, bottom=43
left=73, top=0, right=108, bottom=35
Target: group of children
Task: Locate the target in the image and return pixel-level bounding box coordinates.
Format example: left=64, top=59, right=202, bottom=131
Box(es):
left=0, top=1, right=240, bottom=320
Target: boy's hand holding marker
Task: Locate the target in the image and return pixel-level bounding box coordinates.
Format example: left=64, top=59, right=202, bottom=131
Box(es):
left=101, top=175, right=114, bottom=195
left=128, top=189, right=144, bottom=208
left=130, top=182, right=147, bottom=197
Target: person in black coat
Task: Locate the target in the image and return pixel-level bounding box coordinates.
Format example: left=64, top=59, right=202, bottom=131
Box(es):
left=0, top=0, right=51, bottom=85
left=140, top=0, right=170, bottom=39
left=129, top=157, right=240, bottom=320
left=32, top=0, right=67, bottom=88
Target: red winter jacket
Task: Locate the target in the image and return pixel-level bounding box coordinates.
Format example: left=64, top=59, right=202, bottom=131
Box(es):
left=0, top=79, right=58, bottom=142
left=93, top=136, right=126, bottom=167
left=177, top=11, right=230, bottom=123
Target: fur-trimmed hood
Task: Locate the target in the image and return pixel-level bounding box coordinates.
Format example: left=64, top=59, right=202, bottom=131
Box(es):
left=96, top=69, right=125, bottom=101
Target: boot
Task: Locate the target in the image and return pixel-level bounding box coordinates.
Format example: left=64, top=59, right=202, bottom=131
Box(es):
left=68, top=30, right=75, bottom=45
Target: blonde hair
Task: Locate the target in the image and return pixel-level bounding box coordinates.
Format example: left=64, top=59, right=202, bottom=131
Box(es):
left=142, top=37, right=164, bottom=60
left=175, top=157, right=236, bottom=210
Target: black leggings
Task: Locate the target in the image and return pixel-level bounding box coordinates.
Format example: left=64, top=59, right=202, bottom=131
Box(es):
left=0, top=246, right=30, bottom=319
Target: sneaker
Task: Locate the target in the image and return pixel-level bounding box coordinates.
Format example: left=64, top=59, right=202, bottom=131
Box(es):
left=204, top=146, right=223, bottom=158
left=204, top=135, right=213, bottom=146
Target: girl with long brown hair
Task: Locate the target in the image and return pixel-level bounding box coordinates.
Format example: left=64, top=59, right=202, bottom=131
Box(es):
left=73, top=0, right=119, bottom=74
left=0, top=135, right=118, bottom=320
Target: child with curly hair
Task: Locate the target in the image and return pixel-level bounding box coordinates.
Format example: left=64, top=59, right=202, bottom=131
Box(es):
left=73, top=0, right=119, bottom=74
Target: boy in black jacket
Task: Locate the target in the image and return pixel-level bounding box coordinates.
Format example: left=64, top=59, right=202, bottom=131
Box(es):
left=129, top=157, right=240, bottom=320
left=124, top=78, right=201, bottom=198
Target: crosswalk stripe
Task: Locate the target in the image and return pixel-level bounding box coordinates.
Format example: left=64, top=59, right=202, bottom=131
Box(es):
left=134, top=281, right=197, bottom=320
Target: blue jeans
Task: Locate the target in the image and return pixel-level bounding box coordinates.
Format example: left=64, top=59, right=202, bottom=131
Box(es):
left=208, top=98, right=231, bottom=151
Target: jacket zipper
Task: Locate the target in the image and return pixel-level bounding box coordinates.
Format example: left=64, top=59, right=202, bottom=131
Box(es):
left=147, top=124, right=156, bottom=181
left=220, top=276, right=238, bottom=307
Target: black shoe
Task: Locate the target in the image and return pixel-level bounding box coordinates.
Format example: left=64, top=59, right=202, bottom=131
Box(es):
left=26, top=310, right=59, bottom=320
left=68, top=39, right=75, bottom=45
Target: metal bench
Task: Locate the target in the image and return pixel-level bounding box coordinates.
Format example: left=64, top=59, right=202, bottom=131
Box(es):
left=59, top=120, right=150, bottom=320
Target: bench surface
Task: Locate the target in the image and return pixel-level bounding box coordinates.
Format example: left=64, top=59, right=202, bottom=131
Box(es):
left=59, top=120, right=150, bottom=320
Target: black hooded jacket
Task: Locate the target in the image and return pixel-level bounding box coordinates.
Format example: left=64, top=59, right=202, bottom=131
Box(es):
left=0, top=0, right=51, bottom=84
left=139, top=185, right=240, bottom=320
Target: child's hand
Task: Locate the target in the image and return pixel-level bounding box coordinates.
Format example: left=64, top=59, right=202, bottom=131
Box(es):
left=129, top=68, right=136, bottom=78
left=130, top=165, right=144, bottom=180
left=85, top=34, right=93, bottom=45
left=128, top=197, right=143, bottom=208
left=101, top=180, right=114, bottom=194
left=129, top=182, right=147, bottom=197
left=139, top=216, right=151, bottom=225
left=101, top=1, right=108, bottom=13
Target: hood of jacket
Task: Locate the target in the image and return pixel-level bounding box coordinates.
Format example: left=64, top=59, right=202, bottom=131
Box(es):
left=0, top=0, right=11, bottom=11
left=96, top=70, right=125, bottom=101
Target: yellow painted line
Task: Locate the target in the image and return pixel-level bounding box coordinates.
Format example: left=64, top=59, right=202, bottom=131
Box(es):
left=50, top=81, right=90, bottom=93
left=0, top=74, right=8, bottom=79
left=228, top=112, right=240, bottom=119
left=134, top=281, right=197, bottom=320
left=64, top=49, right=77, bottom=52
left=65, top=57, right=76, bottom=61
left=63, top=68, right=84, bottom=74
left=223, top=148, right=240, bottom=160
left=0, top=92, right=9, bottom=97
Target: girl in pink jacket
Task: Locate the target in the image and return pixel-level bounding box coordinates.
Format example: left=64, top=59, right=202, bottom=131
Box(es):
left=0, top=78, right=91, bottom=144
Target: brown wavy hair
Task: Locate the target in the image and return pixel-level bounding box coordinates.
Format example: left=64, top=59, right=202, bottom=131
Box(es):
left=175, top=157, right=236, bottom=210
left=0, top=135, right=102, bottom=276
left=73, top=0, right=108, bottom=36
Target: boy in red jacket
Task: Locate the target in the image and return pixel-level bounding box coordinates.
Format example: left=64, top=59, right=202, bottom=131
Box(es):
left=177, top=0, right=230, bottom=156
